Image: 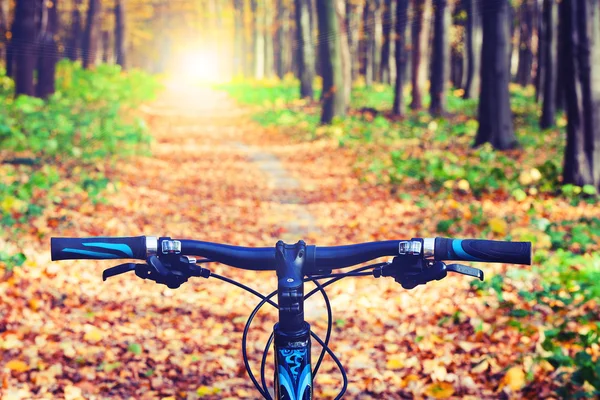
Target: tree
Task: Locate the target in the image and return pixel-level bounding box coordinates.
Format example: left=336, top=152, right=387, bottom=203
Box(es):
left=14, top=0, right=36, bottom=96
left=346, top=0, right=362, bottom=82
left=562, top=0, right=600, bottom=190
left=66, top=0, right=82, bottom=61
left=474, top=0, right=518, bottom=150
left=410, top=0, right=431, bottom=109
left=275, top=0, right=291, bottom=77
left=0, top=0, right=7, bottom=64
left=381, top=0, right=393, bottom=84
left=82, top=0, right=101, bottom=68
left=115, top=0, right=126, bottom=68
left=336, top=0, right=351, bottom=107
left=392, top=0, right=409, bottom=116
left=462, top=0, right=481, bottom=99
left=264, top=0, right=275, bottom=78
left=37, top=0, right=59, bottom=99
left=251, top=0, right=265, bottom=79
left=317, top=0, right=345, bottom=123
left=540, top=0, right=557, bottom=129
left=233, top=0, right=246, bottom=76
left=430, top=0, right=450, bottom=116
left=295, top=0, right=315, bottom=98
left=515, top=0, right=534, bottom=86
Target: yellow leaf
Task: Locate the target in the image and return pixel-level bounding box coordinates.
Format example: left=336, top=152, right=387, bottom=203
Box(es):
left=489, top=218, right=507, bottom=235
left=423, top=382, right=455, bottom=399
left=502, top=366, right=526, bottom=391
left=197, top=386, right=221, bottom=397
left=386, top=357, right=404, bottom=370
left=6, top=360, right=29, bottom=372
left=83, top=329, right=103, bottom=343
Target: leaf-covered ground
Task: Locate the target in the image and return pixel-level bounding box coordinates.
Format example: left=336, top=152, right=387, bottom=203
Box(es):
left=1, top=83, right=598, bottom=399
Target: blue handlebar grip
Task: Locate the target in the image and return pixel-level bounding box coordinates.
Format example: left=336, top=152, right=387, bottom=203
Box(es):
left=51, top=236, right=147, bottom=261
left=434, top=237, right=532, bottom=265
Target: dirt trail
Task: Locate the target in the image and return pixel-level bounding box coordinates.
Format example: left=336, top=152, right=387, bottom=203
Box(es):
left=3, top=85, right=499, bottom=399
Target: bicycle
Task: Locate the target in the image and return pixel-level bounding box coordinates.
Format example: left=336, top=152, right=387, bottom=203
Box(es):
left=51, top=235, right=531, bottom=399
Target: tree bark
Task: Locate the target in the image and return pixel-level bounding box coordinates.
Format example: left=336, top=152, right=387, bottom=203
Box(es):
left=101, top=30, right=110, bottom=63
left=295, top=0, right=315, bottom=98
left=372, top=0, right=383, bottom=82
left=318, top=0, right=345, bottom=123
left=430, top=0, right=450, bottom=116
left=14, top=0, right=36, bottom=96
left=115, top=0, right=126, bottom=68
left=265, top=0, right=275, bottom=78
left=36, top=0, right=58, bottom=99
left=252, top=0, right=265, bottom=79
left=555, top=2, right=565, bottom=111
left=381, top=0, right=393, bottom=84
left=392, top=0, right=409, bottom=115
left=82, top=0, right=101, bottom=68
left=0, top=0, right=6, bottom=65
left=474, top=0, right=518, bottom=150
left=540, top=0, right=557, bottom=129
left=364, top=2, right=374, bottom=85
left=410, top=0, right=429, bottom=109
left=516, top=1, right=534, bottom=86
left=66, top=0, right=81, bottom=61
left=346, top=1, right=362, bottom=82
left=562, top=0, right=600, bottom=189
left=275, top=0, right=291, bottom=77
left=233, top=0, right=246, bottom=76
left=463, top=0, right=482, bottom=98
left=336, top=0, right=351, bottom=107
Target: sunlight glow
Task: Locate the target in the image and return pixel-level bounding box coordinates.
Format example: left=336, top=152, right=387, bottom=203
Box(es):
left=169, top=49, right=229, bottom=85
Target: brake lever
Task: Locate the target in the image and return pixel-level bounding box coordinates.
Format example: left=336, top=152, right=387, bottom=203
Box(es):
left=102, top=263, right=137, bottom=281
left=446, top=263, right=484, bottom=281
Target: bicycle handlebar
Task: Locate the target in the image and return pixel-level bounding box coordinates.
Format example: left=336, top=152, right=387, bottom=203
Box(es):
left=51, top=236, right=532, bottom=269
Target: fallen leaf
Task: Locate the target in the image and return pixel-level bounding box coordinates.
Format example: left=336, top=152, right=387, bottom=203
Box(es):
left=5, top=360, right=29, bottom=373
left=502, top=366, right=526, bottom=391
left=83, top=329, right=103, bottom=343
left=489, top=218, right=507, bottom=235
left=424, top=381, right=455, bottom=399
left=386, top=356, right=404, bottom=370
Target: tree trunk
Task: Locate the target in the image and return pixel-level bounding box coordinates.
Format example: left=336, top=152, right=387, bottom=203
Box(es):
left=275, top=0, right=291, bottom=77
left=318, top=0, right=345, bottom=123
left=36, top=0, right=58, bottom=99
left=336, top=0, right=351, bottom=107
left=562, top=0, right=600, bottom=189
left=115, top=0, right=126, bottom=68
left=252, top=0, right=265, bottom=79
left=392, top=0, right=409, bottom=115
left=66, top=0, right=81, bottom=61
left=555, top=2, right=565, bottom=111
left=372, top=0, right=383, bottom=82
left=0, top=0, right=6, bottom=65
left=463, top=0, right=482, bottom=98
left=430, top=0, right=450, bottom=116
left=82, top=0, right=101, bottom=68
left=102, top=30, right=110, bottom=63
left=346, top=1, right=362, bottom=82
left=474, top=0, right=518, bottom=150
left=364, top=2, right=374, bottom=85
left=234, top=0, right=247, bottom=76
left=14, top=0, right=36, bottom=96
left=265, top=0, right=274, bottom=78
left=540, top=0, right=557, bottom=129
left=381, top=0, right=393, bottom=84
left=295, top=0, right=315, bottom=98
left=516, top=0, right=534, bottom=86
left=535, top=0, right=545, bottom=102
left=411, top=0, right=431, bottom=109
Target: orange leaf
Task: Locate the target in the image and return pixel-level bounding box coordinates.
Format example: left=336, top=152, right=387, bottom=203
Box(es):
left=6, top=360, right=29, bottom=373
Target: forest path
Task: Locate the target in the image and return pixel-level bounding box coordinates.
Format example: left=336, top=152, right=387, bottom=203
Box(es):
left=2, top=84, right=502, bottom=399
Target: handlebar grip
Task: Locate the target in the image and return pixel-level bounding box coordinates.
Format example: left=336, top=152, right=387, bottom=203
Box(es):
left=51, top=236, right=148, bottom=261
left=434, top=237, right=531, bottom=265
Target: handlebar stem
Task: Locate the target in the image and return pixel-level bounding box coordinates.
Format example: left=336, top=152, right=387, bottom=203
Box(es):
left=275, top=240, right=308, bottom=333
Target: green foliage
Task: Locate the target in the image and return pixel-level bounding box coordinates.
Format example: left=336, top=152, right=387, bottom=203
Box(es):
left=0, top=61, right=160, bottom=262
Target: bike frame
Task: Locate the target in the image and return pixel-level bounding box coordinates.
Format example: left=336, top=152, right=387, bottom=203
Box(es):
left=273, top=240, right=313, bottom=400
